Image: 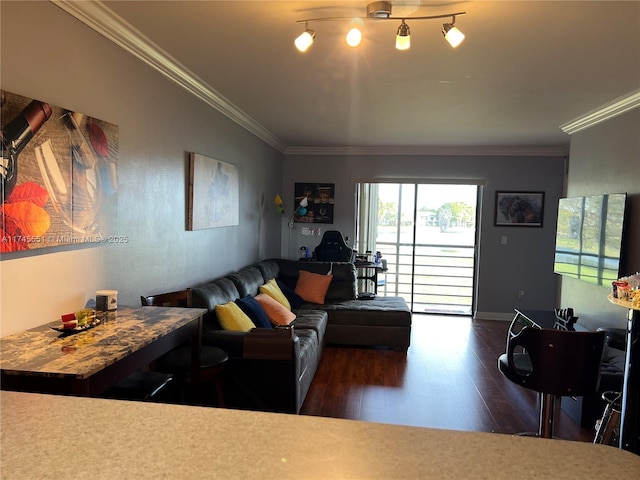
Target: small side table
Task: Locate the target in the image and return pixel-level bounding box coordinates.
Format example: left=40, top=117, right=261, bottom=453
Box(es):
left=607, top=294, right=640, bottom=454
left=355, top=261, right=387, bottom=294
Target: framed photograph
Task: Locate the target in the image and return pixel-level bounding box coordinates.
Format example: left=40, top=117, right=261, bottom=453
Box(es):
left=495, top=191, right=545, bottom=227
left=187, top=153, right=238, bottom=230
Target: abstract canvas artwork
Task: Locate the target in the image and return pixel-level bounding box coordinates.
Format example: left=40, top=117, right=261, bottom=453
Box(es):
left=187, top=153, right=239, bottom=230
left=1, top=90, right=119, bottom=254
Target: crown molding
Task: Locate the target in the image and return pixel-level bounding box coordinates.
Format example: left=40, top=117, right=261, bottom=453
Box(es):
left=284, top=145, right=569, bottom=157
left=560, top=88, right=640, bottom=135
left=51, top=0, right=287, bottom=153
left=51, top=1, right=571, bottom=159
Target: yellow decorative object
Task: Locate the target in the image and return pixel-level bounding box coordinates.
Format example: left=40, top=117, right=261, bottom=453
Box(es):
left=632, top=289, right=640, bottom=309
left=75, top=308, right=95, bottom=327
left=215, top=302, right=256, bottom=332
left=259, top=278, right=291, bottom=310
left=274, top=194, right=286, bottom=215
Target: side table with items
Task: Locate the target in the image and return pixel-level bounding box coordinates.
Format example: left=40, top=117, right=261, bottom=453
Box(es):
left=355, top=260, right=387, bottom=296
left=607, top=293, right=640, bottom=454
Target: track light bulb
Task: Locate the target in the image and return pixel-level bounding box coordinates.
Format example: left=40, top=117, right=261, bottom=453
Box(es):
left=442, top=23, right=465, bottom=48
left=395, top=20, right=410, bottom=50
left=346, top=28, right=362, bottom=47
left=295, top=29, right=316, bottom=52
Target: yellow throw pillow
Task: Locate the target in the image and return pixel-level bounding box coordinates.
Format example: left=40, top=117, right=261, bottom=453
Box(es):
left=215, top=302, right=256, bottom=332
left=255, top=293, right=296, bottom=326
left=295, top=270, right=333, bottom=304
left=259, top=278, right=291, bottom=311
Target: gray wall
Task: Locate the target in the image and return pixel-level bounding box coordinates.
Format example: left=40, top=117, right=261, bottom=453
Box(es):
left=560, top=108, right=640, bottom=331
left=282, top=153, right=566, bottom=318
left=1, top=2, right=283, bottom=335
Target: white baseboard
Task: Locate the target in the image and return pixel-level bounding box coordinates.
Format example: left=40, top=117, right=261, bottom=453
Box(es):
left=474, top=312, right=513, bottom=322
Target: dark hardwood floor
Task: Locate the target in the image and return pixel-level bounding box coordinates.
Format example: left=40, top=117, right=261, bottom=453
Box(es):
left=300, top=315, right=595, bottom=442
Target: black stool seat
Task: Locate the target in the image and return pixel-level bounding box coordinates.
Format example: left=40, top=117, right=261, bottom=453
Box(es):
left=156, top=345, right=228, bottom=375
left=155, top=345, right=228, bottom=406
left=103, top=371, right=173, bottom=401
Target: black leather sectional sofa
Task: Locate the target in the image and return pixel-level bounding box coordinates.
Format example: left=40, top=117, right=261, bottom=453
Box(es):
left=189, top=258, right=411, bottom=413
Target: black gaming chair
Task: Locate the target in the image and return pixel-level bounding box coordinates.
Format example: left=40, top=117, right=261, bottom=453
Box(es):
left=314, top=230, right=353, bottom=262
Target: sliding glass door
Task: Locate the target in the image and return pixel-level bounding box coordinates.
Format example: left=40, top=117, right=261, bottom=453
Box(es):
left=358, top=182, right=479, bottom=315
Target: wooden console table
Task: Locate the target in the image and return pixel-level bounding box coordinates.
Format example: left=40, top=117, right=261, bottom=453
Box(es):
left=0, top=306, right=206, bottom=397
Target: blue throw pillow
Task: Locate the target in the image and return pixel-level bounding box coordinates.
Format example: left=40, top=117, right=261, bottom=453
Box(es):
left=277, top=279, right=305, bottom=309
left=235, top=295, right=271, bottom=329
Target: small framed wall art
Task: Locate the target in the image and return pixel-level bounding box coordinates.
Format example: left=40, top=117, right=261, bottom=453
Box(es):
left=495, top=191, right=545, bottom=227
left=294, top=183, right=335, bottom=224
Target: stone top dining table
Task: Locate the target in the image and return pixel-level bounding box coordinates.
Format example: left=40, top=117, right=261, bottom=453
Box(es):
left=0, top=306, right=206, bottom=397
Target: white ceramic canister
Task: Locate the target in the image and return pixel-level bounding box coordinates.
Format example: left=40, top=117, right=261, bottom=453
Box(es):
left=96, top=289, right=118, bottom=311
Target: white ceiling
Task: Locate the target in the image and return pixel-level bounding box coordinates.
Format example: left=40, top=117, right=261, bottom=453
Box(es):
left=60, top=1, right=640, bottom=153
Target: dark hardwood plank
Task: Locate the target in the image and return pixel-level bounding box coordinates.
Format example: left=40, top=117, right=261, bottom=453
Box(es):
left=301, top=315, right=595, bottom=442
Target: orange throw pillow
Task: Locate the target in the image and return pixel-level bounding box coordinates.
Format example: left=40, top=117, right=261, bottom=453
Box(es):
left=255, top=293, right=296, bottom=326
left=295, top=270, right=333, bottom=304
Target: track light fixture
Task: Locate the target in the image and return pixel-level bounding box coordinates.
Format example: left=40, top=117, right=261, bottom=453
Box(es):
left=442, top=16, right=465, bottom=48
left=395, top=19, right=410, bottom=50
left=294, top=23, right=316, bottom=52
left=294, top=1, right=466, bottom=52
left=346, top=27, right=362, bottom=47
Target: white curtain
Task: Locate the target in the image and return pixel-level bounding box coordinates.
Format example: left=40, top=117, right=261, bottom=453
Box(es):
left=355, top=182, right=378, bottom=258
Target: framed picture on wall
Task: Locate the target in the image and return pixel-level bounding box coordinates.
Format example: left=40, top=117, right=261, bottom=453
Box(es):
left=495, top=191, right=545, bottom=227
left=1, top=90, right=119, bottom=254
left=294, top=183, right=334, bottom=224
left=187, top=153, right=239, bottom=230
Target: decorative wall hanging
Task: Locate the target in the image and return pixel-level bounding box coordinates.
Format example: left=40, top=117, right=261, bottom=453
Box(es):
left=1, top=90, right=119, bottom=254
left=187, top=153, right=239, bottom=230
left=294, top=183, right=335, bottom=224
left=495, top=191, right=545, bottom=227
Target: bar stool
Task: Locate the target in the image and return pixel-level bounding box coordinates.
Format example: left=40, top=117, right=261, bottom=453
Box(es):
left=141, top=290, right=228, bottom=406
left=102, top=371, right=173, bottom=401
left=498, top=326, right=605, bottom=438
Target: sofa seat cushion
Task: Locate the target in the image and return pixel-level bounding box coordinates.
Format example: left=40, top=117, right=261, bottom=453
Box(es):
left=291, top=309, right=328, bottom=345
left=298, top=296, right=411, bottom=327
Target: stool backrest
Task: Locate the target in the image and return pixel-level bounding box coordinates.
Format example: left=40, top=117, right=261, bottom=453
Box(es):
left=506, top=327, right=606, bottom=396
left=141, top=289, right=191, bottom=307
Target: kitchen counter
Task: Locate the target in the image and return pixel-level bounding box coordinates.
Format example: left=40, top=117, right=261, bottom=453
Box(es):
left=1, top=391, right=638, bottom=479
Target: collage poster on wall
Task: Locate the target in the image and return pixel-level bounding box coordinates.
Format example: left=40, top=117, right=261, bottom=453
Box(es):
left=294, top=183, right=335, bottom=224
left=1, top=90, right=119, bottom=254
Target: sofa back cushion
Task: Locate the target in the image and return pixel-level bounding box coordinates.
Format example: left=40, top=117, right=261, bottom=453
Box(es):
left=191, top=278, right=241, bottom=330
left=227, top=265, right=265, bottom=298
left=256, top=259, right=280, bottom=283
left=275, top=259, right=357, bottom=301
